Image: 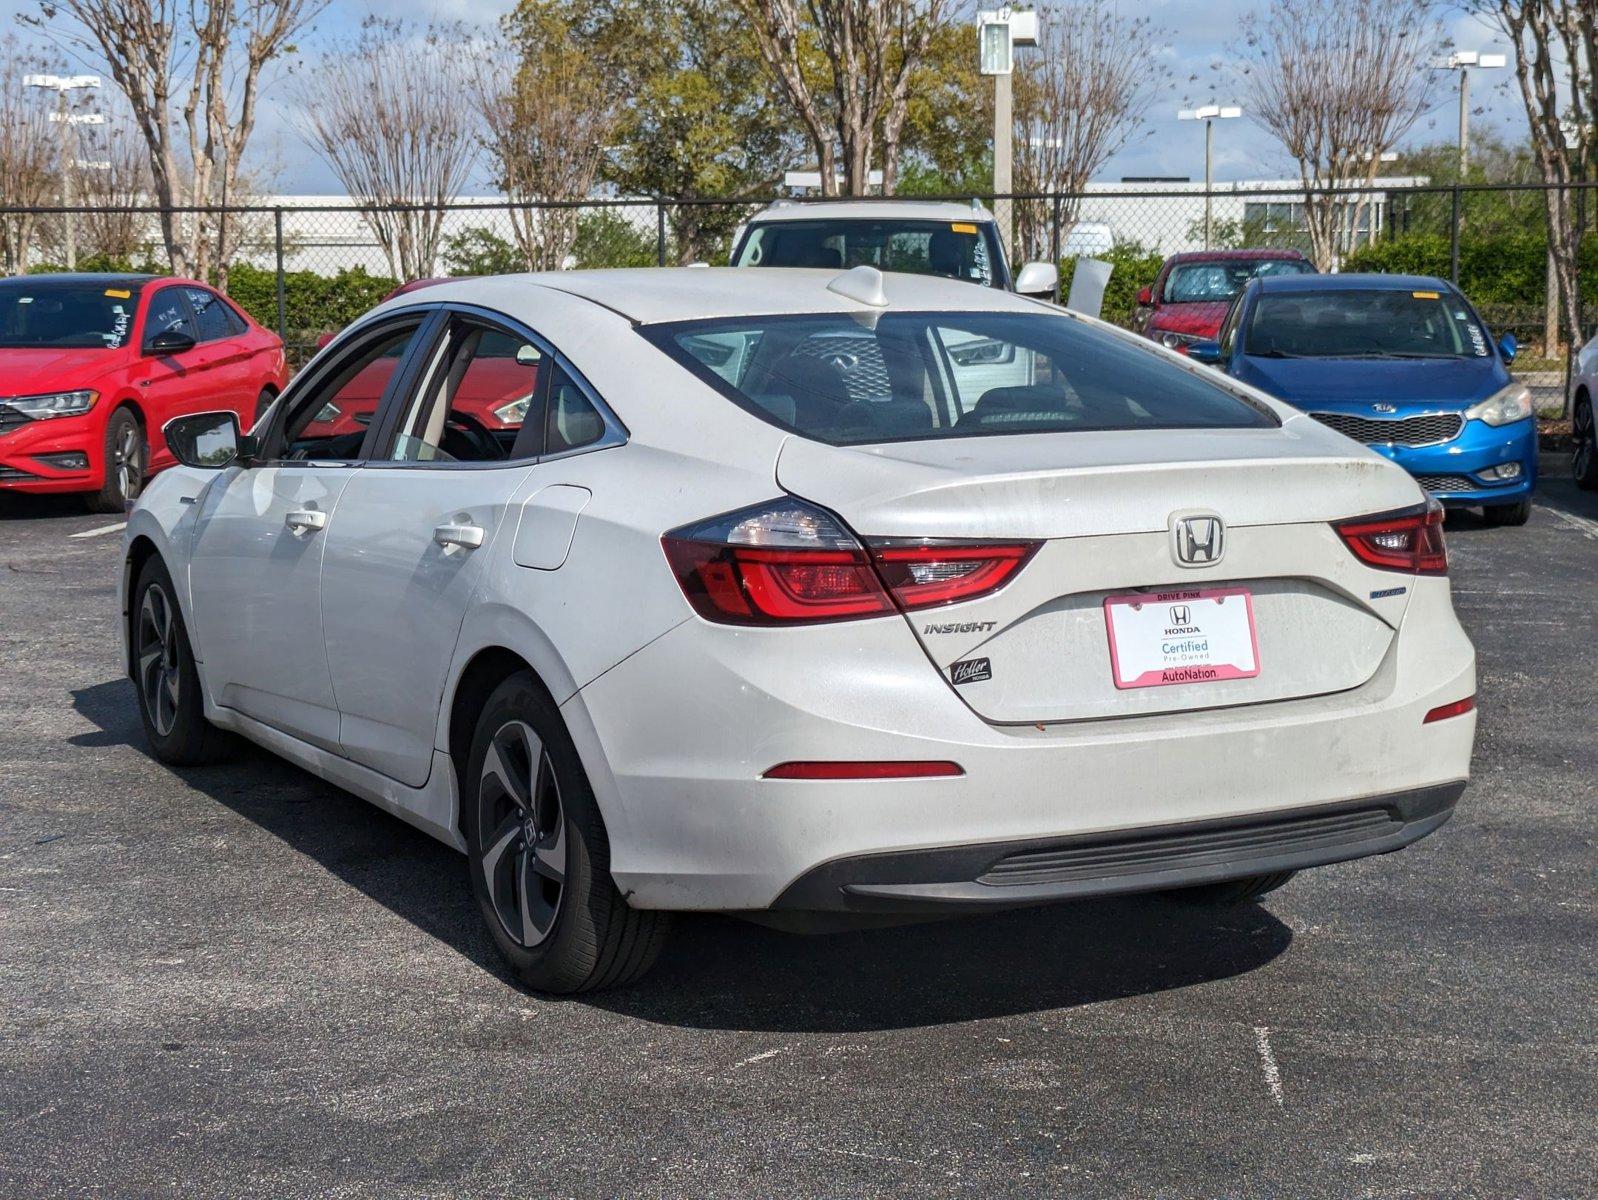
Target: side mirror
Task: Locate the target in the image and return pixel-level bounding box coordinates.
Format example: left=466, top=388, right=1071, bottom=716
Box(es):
left=1497, top=333, right=1518, bottom=364
left=1187, top=340, right=1224, bottom=365
left=1014, top=261, right=1059, bottom=300
left=164, top=411, right=257, bottom=469
left=1136, top=285, right=1154, bottom=307
left=146, top=328, right=196, bottom=356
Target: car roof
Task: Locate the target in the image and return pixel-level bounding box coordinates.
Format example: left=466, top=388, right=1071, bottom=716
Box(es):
left=747, top=199, right=995, bottom=225
left=403, top=267, right=1042, bottom=325
left=1166, top=248, right=1308, bottom=265
left=0, top=272, right=160, bottom=286
left=1254, top=272, right=1451, bottom=294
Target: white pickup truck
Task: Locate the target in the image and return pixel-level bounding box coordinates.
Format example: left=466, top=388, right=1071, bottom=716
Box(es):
left=729, top=200, right=1060, bottom=301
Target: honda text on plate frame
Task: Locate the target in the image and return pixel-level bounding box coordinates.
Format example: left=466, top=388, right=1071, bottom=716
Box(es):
left=122, top=266, right=1476, bottom=993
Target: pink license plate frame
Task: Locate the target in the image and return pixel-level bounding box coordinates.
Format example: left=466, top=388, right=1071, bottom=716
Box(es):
left=1103, top=586, right=1261, bottom=690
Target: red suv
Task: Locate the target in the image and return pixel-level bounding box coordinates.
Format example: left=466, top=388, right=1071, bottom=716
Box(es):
left=0, top=274, right=286, bottom=511
left=1133, top=249, right=1314, bottom=353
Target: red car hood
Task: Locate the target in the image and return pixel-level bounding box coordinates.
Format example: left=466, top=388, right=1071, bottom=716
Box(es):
left=1146, top=301, right=1231, bottom=338
left=0, top=347, right=127, bottom=397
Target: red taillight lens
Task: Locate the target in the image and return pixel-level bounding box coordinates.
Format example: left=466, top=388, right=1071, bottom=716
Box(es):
left=1335, top=501, right=1448, bottom=575
left=1423, top=696, right=1475, bottom=724
left=663, top=499, right=1039, bottom=626
left=868, top=541, right=1040, bottom=610
left=763, top=760, right=965, bottom=779
left=662, top=539, right=895, bottom=624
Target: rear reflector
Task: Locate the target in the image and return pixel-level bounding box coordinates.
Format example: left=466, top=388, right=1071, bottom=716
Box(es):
left=763, top=760, right=965, bottom=780
left=1423, top=696, right=1475, bottom=724
left=1335, top=500, right=1448, bottom=575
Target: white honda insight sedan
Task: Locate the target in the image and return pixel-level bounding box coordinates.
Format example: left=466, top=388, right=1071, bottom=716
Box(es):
left=121, top=267, right=1476, bottom=992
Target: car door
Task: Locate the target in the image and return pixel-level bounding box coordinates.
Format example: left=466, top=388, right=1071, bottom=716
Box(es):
left=183, top=286, right=256, bottom=417
left=133, top=286, right=212, bottom=462
left=319, top=310, right=609, bottom=787
left=185, top=314, right=435, bottom=751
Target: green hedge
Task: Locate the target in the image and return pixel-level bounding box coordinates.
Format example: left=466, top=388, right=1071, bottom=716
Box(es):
left=226, top=263, right=399, bottom=342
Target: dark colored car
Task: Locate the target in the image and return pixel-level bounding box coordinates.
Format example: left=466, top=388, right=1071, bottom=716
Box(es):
left=1191, top=273, right=1535, bottom=525
left=1134, top=249, right=1315, bottom=353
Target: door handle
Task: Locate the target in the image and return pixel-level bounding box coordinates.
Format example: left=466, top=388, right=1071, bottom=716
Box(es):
left=285, top=509, right=327, bottom=535
left=434, top=522, right=485, bottom=551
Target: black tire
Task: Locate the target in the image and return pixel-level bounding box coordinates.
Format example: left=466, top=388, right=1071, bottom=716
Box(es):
left=1574, top=391, right=1597, bottom=491
left=254, top=388, right=277, bottom=426
left=1482, top=498, right=1531, bottom=527
left=88, top=407, right=145, bottom=514
left=131, top=556, right=232, bottom=765
left=462, top=673, right=668, bottom=993
left=1164, top=871, right=1296, bottom=906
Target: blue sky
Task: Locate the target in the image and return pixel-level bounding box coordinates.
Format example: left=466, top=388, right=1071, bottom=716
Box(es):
left=4, top=0, right=1526, bottom=194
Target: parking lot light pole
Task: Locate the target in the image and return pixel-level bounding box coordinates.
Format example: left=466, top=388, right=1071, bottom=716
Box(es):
left=23, top=73, right=103, bottom=271
left=1178, top=105, right=1241, bottom=251
left=1434, top=51, right=1506, bottom=179
left=979, top=7, right=1037, bottom=262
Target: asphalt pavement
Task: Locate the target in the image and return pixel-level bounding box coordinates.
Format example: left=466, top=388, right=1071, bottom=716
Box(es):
left=1, top=461, right=1594, bottom=1199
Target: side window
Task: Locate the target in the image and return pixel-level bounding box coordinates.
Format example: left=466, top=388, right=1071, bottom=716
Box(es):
left=274, top=322, right=425, bottom=462
left=143, top=287, right=196, bottom=348
left=388, top=321, right=544, bottom=464
left=546, top=363, right=606, bottom=454
left=1219, top=297, right=1243, bottom=355
left=185, top=288, right=233, bottom=342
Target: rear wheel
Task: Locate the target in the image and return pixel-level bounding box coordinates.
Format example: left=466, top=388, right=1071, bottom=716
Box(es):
left=463, top=673, right=668, bottom=993
left=131, top=556, right=231, bottom=765
left=1482, top=498, right=1531, bottom=527
left=88, top=407, right=144, bottom=514
left=1164, top=871, right=1296, bottom=906
left=1574, top=392, right=1597, bottom=491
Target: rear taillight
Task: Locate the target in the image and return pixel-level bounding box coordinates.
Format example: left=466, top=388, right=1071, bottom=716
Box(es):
left=661, top=499, right=1039, bottom=626
left=1335, top=500, right=1448, bottom=575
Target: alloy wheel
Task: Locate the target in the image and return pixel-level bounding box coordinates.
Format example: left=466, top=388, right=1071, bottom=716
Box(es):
left=114, top=421, right=144, bottom=502
left=477, top=719, right=567, bottom=948
left=136, top=584, right=181, bottom=737
left=1575, top=399, right=1595, bottom=483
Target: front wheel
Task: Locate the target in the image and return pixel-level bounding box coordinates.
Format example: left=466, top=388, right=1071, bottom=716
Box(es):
left=463, top=673, right=668, bottom=993
left=1574, top=393, right=1597, bottom=491
left=1482, top=498, right=1531, bottom=527
left=88, top=407, right=144, bottom=514
left=131, top=557, right=231, bottom=765
left=1164, top=871, right=1296, bottom=906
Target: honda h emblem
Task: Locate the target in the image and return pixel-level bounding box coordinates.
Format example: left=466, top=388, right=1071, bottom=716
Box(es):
left=1171, top=513, right=1225, bottom=567
left=1169, top=604, right=1191, bottom=625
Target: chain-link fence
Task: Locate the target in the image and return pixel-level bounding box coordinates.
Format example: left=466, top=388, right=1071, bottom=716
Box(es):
left=0, top=183, right=1589, bottom=413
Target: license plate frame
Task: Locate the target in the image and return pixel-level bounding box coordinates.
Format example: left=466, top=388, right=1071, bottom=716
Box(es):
left=1103, top=586, right=1261, bottom=690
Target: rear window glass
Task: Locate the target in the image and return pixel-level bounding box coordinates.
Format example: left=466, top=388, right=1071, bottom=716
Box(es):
left=645, top=311, right=1275, bottom=446
left=1248, top=289, right=1490, bottom=359
left=734, top=219, right=1002, bottom=288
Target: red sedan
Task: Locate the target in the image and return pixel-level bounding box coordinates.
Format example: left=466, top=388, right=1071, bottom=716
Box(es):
left=1133, top=249, right=1314, bottom=353
left=0, top=273, right=286, bottom=511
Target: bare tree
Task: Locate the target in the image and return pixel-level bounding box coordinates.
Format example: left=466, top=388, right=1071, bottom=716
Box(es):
left=472, top=7, right=617, bottom=271
left=0, top=36, right=57, bottom=274
left=1012, top=2, right=1168, bottom=260
left=75, top=107, right=155, bottom=263
left=1244, top=0, right=1439, bottom=269
left=1464, top=0, right=1593, bottom=353
left=33, top=0, right=323, bottom=280
left=740, top=0, right=953, bottom=195
left=295, top=20, right=479, bottom=280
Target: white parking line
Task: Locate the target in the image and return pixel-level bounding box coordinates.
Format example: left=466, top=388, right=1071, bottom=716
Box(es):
left=1535, top=506, right=1598, bottom=541
left=68, top=522, right=127, bottom=540
left=1254, top=1025, right=1285, bottom=1108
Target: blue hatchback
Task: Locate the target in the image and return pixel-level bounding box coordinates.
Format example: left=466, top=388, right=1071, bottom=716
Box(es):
left=1192, top=274, right=1536, bottom=525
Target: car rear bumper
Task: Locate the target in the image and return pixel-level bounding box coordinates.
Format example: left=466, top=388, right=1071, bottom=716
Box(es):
left=567, top=577, right=1476, bottom=912
left=772, top=782, right=1462, bottom=912
left=1366, top=416, right=1537, bottom=506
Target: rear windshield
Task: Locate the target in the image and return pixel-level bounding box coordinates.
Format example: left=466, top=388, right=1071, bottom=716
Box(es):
left=1247, top=288, right=1491, bottom=359
left=1163, top=258, right=1313, bottom=303
left=733, top=219, right=1004, bottom=288
left=0, top=281, right=141, bottom=349
left=645, top=310, right=1275, bottom=446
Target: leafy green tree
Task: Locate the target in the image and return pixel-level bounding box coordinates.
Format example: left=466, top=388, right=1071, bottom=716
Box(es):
left=573, top=209, right=659, bottom=268
left=442, top=228, right=524, bottom=276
